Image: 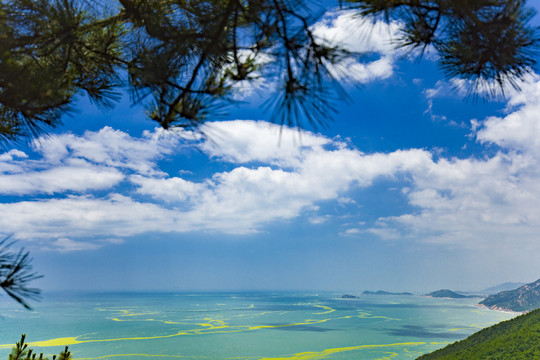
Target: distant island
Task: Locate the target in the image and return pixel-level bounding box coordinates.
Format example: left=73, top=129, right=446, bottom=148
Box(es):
left=341, top=291, right=413, bottom=299
left=479, top=278, right=540, bottom=312
left=425, top=289, right=482, bottom=299
left=363, top=290, right=413, bottom=296
left=417, top=308, right=540, bottom=359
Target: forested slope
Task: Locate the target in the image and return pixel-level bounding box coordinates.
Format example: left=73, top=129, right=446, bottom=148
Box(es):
left=417, top=308, right=540, bottom=359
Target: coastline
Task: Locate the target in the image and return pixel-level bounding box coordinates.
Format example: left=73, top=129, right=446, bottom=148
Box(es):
left=475, top=303, right=525, bottom=315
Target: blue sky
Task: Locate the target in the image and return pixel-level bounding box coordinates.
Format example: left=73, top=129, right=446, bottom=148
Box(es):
left=2, top=4, right=540, bottom=295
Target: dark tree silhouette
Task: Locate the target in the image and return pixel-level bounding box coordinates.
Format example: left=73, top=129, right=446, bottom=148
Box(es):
left=0, top=237, right=42, bottom=310
left=0, top=0, right=537, bottom=143
left=8, top=334, right=71, bottom=360
left=345, top=0, right=539, bottom=97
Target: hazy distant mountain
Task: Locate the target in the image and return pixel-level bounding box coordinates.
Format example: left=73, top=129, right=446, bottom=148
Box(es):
left=417, top=309, right=540, bottom=359
left=425, top=289, right=480, bottom=299
left=480, top=278, right=540, bottom=312
left=362, top=290, right=413, bottom=296
left=341, top=294, right=358, bottom=299
left=482, top=282, right=525, bottom=295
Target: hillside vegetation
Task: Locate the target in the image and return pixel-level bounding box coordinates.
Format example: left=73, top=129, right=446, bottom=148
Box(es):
left=416, top=308, right=540, bottom=359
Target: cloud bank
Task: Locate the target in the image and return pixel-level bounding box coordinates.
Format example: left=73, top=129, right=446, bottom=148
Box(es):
left=2, top=77, right=540, bottom=256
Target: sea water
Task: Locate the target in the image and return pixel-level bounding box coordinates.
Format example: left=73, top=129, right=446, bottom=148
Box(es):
left=0, top=292, right=516, bottom=360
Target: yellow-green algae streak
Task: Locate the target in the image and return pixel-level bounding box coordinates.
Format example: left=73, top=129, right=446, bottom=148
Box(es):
left=257, top=342, right=433, bottom=360
left=71, top=342, right=438, bottom=360
left=1, top=304, right=396, bottom=349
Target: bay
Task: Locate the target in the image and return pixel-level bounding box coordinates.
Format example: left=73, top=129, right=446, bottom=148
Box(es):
left=0, top=292, right=516, bottom=360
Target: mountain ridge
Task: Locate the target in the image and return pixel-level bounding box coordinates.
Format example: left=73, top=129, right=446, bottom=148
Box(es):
left=482, top=282, right=525, bottom=295
left=479, top=278, right=540, bottom=312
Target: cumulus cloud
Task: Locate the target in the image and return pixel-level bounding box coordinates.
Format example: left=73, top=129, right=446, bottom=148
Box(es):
left=366, top=77, right=540, bottom=257
left=33, top=126, right=183, bottom=174
left=0, top=121, right=433, bottom=242
left=476, top=77, right=540, bottom=151
left=0, top=127, right=188, bottom=196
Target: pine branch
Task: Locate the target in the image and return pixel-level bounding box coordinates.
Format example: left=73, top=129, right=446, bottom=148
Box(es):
left=0, top=237, right=43, bottom=310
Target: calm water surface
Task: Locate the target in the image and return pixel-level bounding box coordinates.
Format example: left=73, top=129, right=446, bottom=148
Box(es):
left=0, top=292, right=516, bottom=360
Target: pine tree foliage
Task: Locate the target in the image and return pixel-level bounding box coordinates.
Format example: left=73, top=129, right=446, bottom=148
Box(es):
left=0, top=0, right=124, bottom=143
left=0, top=0, right=538, bottom=143
left=8, top=334, right=29, bottom=360
left=0, top=0, right=352, bottom=143
left=0, top=236, right=42, bottom=310
left=345, top=0, right=539, bottom=97
left=7, top=335, right=71, bottom=360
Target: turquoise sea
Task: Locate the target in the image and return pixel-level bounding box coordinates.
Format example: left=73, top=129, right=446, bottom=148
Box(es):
left=0, top=292, right=516, bottom=360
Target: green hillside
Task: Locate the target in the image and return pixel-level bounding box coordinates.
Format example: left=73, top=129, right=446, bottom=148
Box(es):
left=416, top=308, right=540, bottom=359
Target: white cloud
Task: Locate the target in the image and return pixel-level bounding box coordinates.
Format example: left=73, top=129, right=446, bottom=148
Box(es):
left=373, top=153, right=533, bottom=245
left=33, top=126, right=183, bottom=175
left=199, top=120, right=330, bottom=167
left=0, top=162, right=124, bottom=195
left=366, top=77, right=540, bottom=257
left=343, top=56, right=394, bottom=83
left=0, top=121, right=433, bottom=241
left=424, top=80, right=452, bottom=99
left=216, top=10, right=402, bottom=101
left=0, top=194, right=177, bottom=240
left=311, top=11, right=401, bottom=83
left=0, top=149, right=28, bottom=161
left=366, top=227, right=401, bottom=240
left=48, top=237, right=124, bottom=252
left=0, top=127, right=187, bottom=195
left=313, top=11, right=400, bottom=56
left=476, top=77, right=540, bottom=151
left=52, top=238, right=102, bottom=252
left=340, top=228, right=361, bottom=236
left=133, top=144, right=429, bottom=234
left=131, top=175, right=209, bottom=203
left=309, top=215, right=331, bottom=225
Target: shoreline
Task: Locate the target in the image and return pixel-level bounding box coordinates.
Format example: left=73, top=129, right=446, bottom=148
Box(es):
left=475, top=303, right=524, bottom=315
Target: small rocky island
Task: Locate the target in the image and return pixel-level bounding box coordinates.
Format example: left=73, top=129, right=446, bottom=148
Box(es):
left=363, top=290, right=413, bottom=296
left=425, top=289, right=481, bottom=299
left=341, top=291, right=413, bottom=299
